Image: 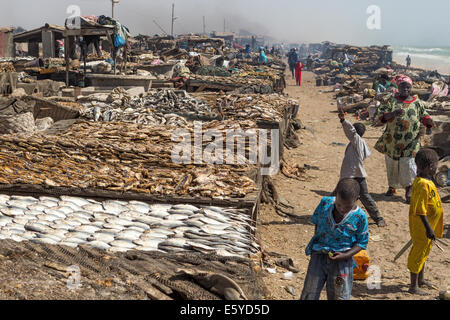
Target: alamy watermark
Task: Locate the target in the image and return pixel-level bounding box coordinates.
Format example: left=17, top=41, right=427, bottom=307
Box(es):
left=171, top=122, right=279, bottom=175
left=366, top=5, right=381, bottom=30
left=66, top=265, right=81, bottom=290
left=66, top=5, right=81, bottom=30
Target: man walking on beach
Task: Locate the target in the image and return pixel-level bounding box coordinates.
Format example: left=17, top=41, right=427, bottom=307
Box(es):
left=406, top=55, right=411, bottom=69
left=288, top=48, right=298, bottom=79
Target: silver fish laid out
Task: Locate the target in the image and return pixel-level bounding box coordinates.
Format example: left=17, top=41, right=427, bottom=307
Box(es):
left=31, top=237, right=59, bottom=245
left=59, top=241, right=79, bottom=248
left=1, top=207, right=25, bottom=217
left=6, top=200, right=32, bottom=210
left=0, top=194, right=258, bottom=257
left=148, top=210, right=169, bottom=219
left=82, top=203, right=105, bottom=212
left=60, top=196, right=91, bottom=207
left=149, top=204, right=172, bottom=211
left=171, top=204, right=199, bottom=211
left=167, top=209, right=195, bottom=216
left=127, top=204, right=149, bottom=214
left=57, top=201, right=81, bottom=211
left=90, top=233, right=115, bottom=243
left=87, top=241, right=111, bottom=250
left=102, top=202, right=128, bottom=215
left=24, top=222, right=52, bottom=234
left=27, top=204, right=48, bottom=212
left=109, top=240, right=136, bottom=249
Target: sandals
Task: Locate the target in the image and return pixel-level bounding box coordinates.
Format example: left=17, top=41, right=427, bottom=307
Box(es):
left=385, top=187, right=397, bottom=196
left=275, top=258, right=299, bottom=273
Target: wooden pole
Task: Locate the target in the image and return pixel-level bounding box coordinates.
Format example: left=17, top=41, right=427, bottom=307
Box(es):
left=65, top=35, right=70, bottom=87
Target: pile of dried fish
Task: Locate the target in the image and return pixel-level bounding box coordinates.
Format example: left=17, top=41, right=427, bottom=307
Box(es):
left=196, top=65, right=231, bottom=77
left=0, top=194, right=259, bottom=258
left=79, top=89, right=213, bottom=125
left=80, top=88, right=296, bottom=124
left=188, top=74, right=272, bottom=88
left=0, top=62, right=15, bottom=73
left=194, top=93, right=299, bottom=122
left=0, top=121, right=259, bottom=198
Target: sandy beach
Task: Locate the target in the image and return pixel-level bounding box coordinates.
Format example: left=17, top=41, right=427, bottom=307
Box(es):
left=259, top=71, right=450, bottom=300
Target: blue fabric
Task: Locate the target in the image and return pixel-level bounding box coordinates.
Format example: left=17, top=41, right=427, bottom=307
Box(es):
left=259, top=51, right=267, bottom=63
left=300, top=253, right=353, bottom=300
left=305, top=197, right=369, bottom=255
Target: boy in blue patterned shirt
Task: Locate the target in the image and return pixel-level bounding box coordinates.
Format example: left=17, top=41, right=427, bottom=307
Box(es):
left=300, top=178, right=369, bottom=300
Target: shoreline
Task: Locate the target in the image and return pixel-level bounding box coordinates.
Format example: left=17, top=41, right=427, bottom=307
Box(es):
left=393, top=58, right=450, bottom=78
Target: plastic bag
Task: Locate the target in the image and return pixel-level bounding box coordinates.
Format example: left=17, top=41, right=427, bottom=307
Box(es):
left=114, top=34, right=126, bottom=48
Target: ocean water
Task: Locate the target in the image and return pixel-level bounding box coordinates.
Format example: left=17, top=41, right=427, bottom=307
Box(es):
left=392, top=46, right=450, bottom=75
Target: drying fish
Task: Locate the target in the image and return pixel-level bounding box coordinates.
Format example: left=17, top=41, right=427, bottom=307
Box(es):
left=36, top=233, right=62, bottom=242
left=103, top=223, right=125, bottom=231
left=88, top=240, right=111, bottom=250
left=106, top=217, right=134, bottom=227
left=200, top=225, right=229, bottom=235
left=82, top=203, right=105, bottom=212
left=31, top=237, right=58, bottom=245
left=60, top=196, right=91, bottom=207
left=7, top=200, right=32, bottom=210
left=1, top=207, right=25, bottom=217
left=149, top=204, right=172, bottom=211
left=153, top=220, right=185, bottom=229
left=187, top=241, right=216, bottom=253
left=102, top=202, right=127, bottom=215
left=27, top=204, right=48, bottom=212
left=90, top=232, right=115, bottom=243
left=44, top=208, right=69, bottom=217
left=110, top=240, right=136, bottom=249
left=39, top=201, right=59, bottom=209
left=159, top=238, right=188, bottom=248
left=126, top=204, right=149, bottom=214
left=166, top=214, right=189, bottom=221
left=130, top=222, right=150, bottom=230
left=0, top=216, right=13, bottom=227
left=172, top=204, right=200, bottom=211
left=59, top=241, right=79, bottom=248
left=132, top=238, right=161, bottom=247
left=64, top=237, right=88, bottom=245
left=199, top=217, right=228, bottom=226
left=148, top=210, right=169, bottom=219
left=75, top=225, right=101, bottom=233
left=57, top=201, right=81, bottom=211
left=37, top=214, right=60, bottom=222
left=39, top=196, right=60, bottom=202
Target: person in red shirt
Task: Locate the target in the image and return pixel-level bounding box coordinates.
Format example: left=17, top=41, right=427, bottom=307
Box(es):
left=295, top=62, right=304, bottom=86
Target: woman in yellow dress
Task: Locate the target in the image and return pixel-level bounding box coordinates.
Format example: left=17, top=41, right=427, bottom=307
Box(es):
left=408, top=148, right=444, bottom=295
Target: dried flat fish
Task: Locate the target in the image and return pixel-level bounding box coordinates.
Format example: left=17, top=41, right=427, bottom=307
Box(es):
left=110, top=240, right=136, bottom=249
left=1, top=207, right=25, bottom=217
left=60, top=196, right=91, bottom=207
left=88, top=240, right=111, bottom=250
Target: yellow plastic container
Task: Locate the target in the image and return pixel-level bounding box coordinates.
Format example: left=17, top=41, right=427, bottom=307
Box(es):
left=353, top=250, right=370, bottom=280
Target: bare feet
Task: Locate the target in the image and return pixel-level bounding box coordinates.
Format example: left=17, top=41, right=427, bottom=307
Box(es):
left=408, top=286, right=430, bottom=295
left=418, top=280, right=436, bottom=289
left=376, top=218, right=387, bottom=227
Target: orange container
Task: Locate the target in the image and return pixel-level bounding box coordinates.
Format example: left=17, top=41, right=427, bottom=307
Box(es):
left=353, top=250, right=370, bottom=280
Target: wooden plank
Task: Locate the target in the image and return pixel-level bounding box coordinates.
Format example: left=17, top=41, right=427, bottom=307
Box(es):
left=195, top=85, right=207, bottom=92
left=64, top=29, right=113, bottom=37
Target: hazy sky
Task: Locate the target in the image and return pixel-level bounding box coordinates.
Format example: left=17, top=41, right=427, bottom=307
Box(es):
left=2, top=0, right=449, bottom=47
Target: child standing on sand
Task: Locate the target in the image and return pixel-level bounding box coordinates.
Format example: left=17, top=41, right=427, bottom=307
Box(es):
left=333, top=109, right=387, bottom=227
left=300, top=178, right=369, bottom=300
left=408, top=148, right=444, bottom=295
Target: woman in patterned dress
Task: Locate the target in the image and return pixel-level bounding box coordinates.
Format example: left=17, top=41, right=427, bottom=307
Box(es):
left=374, top=75, right=435, bottom=203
